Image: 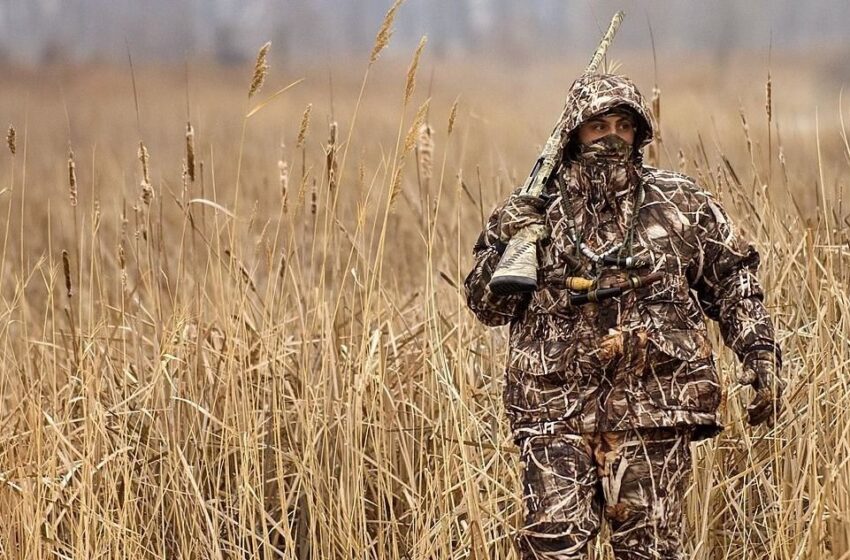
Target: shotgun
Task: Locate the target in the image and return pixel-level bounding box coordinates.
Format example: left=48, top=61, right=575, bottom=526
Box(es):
left=488, top=11, right=625, bottom=295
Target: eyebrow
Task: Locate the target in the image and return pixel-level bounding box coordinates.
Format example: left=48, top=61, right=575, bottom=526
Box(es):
left=585, top=114, right=633, bottom=125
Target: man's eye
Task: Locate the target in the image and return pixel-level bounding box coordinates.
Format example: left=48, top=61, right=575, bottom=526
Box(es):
left=618, top=122, right=633, bottom=130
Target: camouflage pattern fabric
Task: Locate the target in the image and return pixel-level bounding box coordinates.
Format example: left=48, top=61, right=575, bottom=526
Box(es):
left=463, top=73, right=782, bottom=442
left=499, top=194, right=550, bottom=243
left=516, top=427, right=693, bottom=559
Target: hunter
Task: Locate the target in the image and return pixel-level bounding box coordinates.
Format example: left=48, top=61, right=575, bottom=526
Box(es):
left=463, top=73, right=784, bottom=559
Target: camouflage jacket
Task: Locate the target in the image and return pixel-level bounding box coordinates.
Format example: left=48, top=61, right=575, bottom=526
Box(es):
left=464, top=74, right=781, bottom=441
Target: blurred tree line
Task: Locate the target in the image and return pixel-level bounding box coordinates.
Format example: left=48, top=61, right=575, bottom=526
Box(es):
left=0, top=0, right=848, bottom=65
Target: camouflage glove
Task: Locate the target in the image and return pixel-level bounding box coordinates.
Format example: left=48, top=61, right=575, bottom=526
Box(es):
left=497, top=194, right=547, bottom=243
left=739, top=353, right=785, bottom=427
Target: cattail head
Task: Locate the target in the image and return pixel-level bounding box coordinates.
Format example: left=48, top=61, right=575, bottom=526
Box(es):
left=118, top=211, right=127, bottom=289
left=310, top=177, right=318, bottom=215
left=370, top=0, right=404, bottom=65
left=185, top=121, right=196, bottom=182
left=765, top=72, right=773, bottom=125
left=248, top=41, right=271, bottom=99
left=67, top=146, right=78, bottom=207
left=138, top=141, right=153, bottom=205
left=61, top=250, right=73, bottom=298
left=447, top=99, right=459, bottom=136
left=6, top=125, right=15, bottom=155
left=328, top=121, right=337, bottom=146
left=296, top=104, right=312, bottom=149
left=326, top=122, right=338, bottom=192
left=404, top=36, right=427, bottom=105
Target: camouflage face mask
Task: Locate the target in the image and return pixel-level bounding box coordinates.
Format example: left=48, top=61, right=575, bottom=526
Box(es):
left=576, top=133, right=633, bottom=165
left=568, top=133, right=638, bottom=206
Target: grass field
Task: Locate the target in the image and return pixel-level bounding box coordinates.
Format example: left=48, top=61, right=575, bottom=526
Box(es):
left=1, top=14, right=850, bottom=559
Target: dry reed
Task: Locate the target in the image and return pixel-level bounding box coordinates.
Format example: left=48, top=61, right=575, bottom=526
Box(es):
left=0, top=27, right=849, bottom=560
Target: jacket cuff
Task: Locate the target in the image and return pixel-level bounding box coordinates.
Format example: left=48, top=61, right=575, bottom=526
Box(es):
left=740, top=343, right=782, bottom=370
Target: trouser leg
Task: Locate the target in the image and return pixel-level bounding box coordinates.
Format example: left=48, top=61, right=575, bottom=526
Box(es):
left=515, top=433, right=602, bottom=560
left=599, top=427, right=694, bottom=560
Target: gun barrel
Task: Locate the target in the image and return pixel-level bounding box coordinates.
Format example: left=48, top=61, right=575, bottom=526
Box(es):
left=585, top=11, right=625, bottom=75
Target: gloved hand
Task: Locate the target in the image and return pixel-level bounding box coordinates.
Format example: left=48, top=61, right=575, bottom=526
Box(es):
left=739, top=354, right=785, bottom=427
left=498, top=194, right=548, bottom=243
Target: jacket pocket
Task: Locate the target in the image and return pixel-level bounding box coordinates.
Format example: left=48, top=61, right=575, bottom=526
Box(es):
left=638, top=273, right=712, bottom=362
left=503, top=366, right=588, bottom=425
left=641, top=348, right=722, bottom=412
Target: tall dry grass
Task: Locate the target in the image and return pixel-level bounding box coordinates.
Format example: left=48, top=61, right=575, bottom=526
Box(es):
left=0, top=14, right=849, bottom=560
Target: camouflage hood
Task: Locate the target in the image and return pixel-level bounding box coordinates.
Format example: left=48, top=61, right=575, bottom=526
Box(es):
left=561, top=73, right=654, bottom=156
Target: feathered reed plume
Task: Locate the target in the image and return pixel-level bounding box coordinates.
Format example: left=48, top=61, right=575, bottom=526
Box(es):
left=6, top=125, right=15, bottom=155
left=404, top=100, right=430, bottom=154
left=415, top=122, right=434, bottom=192
left=296, top=104, right=312, bottom=149
left=389, top=166, right=404, bottom=209
left=185, top=121, right=196, bottom=182
left=67, top=146, right=78, bottom=207
left=370, top=0, right=404, bottom=65
left=138, top=141, right=153, bottom=205
left=739, top=107, right=753, bottom=158
left=404, top=36, right=427, bottom=104
left=62, top=250, right=72, bottom=298
left=357, top=159, right=366, bottom=193
left=447, top=99, right=459, bottom=136
left=248, top=41, right=271, bottom=99
left=326, top=122, right=338, bottom=192
left=390, top=99, right=430, bottom=211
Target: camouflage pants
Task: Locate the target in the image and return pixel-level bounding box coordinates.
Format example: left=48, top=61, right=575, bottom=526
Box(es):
left=515, top=427, right=693, bottom=560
